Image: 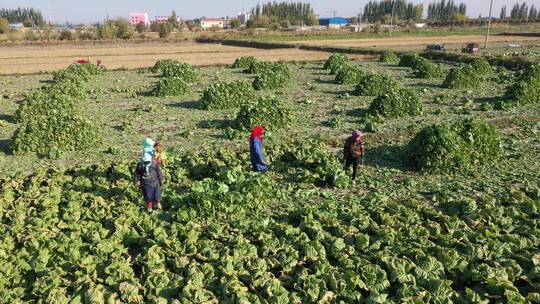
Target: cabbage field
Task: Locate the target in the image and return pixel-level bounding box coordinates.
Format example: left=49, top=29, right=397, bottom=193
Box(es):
left=0, top=53, right=539, bottom=303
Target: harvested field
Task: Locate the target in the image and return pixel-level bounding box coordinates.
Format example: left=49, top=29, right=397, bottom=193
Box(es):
left=0, top=41, right=369, bottom=75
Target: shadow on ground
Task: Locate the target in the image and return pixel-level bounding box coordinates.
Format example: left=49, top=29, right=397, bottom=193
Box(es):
left=167, top=100, right=203, bottom=110
left=412, top=82, right=443, bottom=89
left=366, top=144, right=412, bottom=171
left=0, top=139, right=12, bottom=155
left=475, top=96, right=503, bottom=108
left=346, top=108, right=369, bottom=118
left=315, top=78, right=335, bottom=85
left=0, top=113, right=15, bottom=124
left=321, top=89, right=355, bottom=97
left=197, top=119, right=233, bottom=129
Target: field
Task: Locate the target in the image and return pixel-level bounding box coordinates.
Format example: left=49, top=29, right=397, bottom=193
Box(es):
left=0, top=50, right=539, bottom=303
left=293, top=35, right=540, bottom=52
left=0, top=42, right=369, bottom=75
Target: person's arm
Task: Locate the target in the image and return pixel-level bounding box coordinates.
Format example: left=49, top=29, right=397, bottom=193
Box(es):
left=133, top=164, right=140, bottom=187
left=360, top=142, right=365, bottom=164
left=348, top=141, right=355, bottom=158
left=155, top=163, right=163, bottom=186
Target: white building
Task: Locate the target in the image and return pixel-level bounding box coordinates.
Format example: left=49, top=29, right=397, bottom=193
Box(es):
left=238, top=12, right=251, bottom=24
left=201, top=18, right=224, bottom=29
left=154, top=15, right=181, bottom=24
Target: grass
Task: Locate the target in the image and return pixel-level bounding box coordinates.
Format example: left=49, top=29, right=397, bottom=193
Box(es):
left=1, top=56, right=538, bottom=175
left=243, top=25, right=540, bottom=42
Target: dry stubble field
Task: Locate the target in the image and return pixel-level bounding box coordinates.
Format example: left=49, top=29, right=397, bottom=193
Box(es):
left=0, top=41, right=369, bottom=75
left=3, top=34, right=540, bottom=75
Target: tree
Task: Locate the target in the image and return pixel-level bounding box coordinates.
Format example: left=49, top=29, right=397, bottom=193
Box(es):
left=306, top=15, right=319, bottom=26
left=451, top=13, right=468, bottom=23
left=0, top=18, right=9, bottom=34
left=23, top=18, right=33, bottom=27
left=500, top=6, right=507, bottom=20
left=150, top=22, right=160, bottom=32
left=374, top=20, right=382, bottom=33
left=529, top=5, right=538, bottom=20
left=115, top=18, right=134, bottom=39
left=58, top=29, right=73, bottom=40
left=169, top=10, right=178, bottom=28
left=427, top=0, right=468, bottom=22
left=249, top=2, right=316, bottom=26
left=257, top=15, right=272, bottom=28
left=97, top=20, right=117, bottom=39
left=0, top=7, right=45, bottom=26
left=246, top=19, right=257, bottom=29
left=136, top=21, right=146, bottom=33
left=363, top=0, right=424, bottom=23
left=158, top=23, right=172, bottom=38
left=519, top=3, right=528, bottom=20
left=230, top=18, right=241, bottom=29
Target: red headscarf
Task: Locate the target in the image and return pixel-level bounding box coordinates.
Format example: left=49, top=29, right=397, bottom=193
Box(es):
left=250, top=125, right=264, bottom=143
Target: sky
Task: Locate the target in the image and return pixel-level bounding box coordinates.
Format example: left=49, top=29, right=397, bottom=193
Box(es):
left=1, top=0, right=536, bottom=24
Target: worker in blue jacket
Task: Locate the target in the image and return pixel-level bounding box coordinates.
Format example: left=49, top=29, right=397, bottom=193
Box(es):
left=249, top=125, right=269, bottom=172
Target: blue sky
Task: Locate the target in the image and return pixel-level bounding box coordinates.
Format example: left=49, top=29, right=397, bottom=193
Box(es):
left=1, top=0, right=532, bottom=23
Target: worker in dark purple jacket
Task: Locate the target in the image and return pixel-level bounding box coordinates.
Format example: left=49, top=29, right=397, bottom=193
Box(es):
left=133, top=153, right=163, bottom=212
left=249, top=125, right=269, bottom=172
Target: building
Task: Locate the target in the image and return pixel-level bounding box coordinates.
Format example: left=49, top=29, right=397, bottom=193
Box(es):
left=238, top=12, right=251, bottom=24
left=201, top=18, right=225, bottom=30
left=129, top=12, right=150, bottom=26
left=154, top=15, right=181, bottom=24
left=319, top=17, right=349, bottom=29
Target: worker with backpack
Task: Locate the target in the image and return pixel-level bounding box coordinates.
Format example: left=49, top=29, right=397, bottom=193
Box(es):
left=133, top=153, right=163, bottom=212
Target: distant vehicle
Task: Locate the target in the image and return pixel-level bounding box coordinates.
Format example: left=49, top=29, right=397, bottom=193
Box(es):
left=426, top=43, right=445, bottom=51
left=463, top=43, right=480, bottom=54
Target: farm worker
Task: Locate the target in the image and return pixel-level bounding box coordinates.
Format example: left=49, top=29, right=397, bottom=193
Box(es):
left=142, top=137, right=155, bottom=158
left=154, top=141, right=167, bottom=166
left=249, top=125, right=269, bottom=172
left=133, top=153, right=163, bottom=212
left=343, top=130, right=365, bottom=183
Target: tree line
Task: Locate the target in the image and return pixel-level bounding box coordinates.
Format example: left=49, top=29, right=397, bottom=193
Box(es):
left=250, top=2, right=317, bottom=26
left=427, top=0, right=467, bottom=22
left=363, top=0, right=424, bottom=23
left=500, top=2, right=539, bottom=20
left=0, top=7, right=45, bottom=27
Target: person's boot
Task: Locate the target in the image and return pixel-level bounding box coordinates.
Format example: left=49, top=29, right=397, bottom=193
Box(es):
left=156, top=201, right=163, bottom=210
left=146, top=201, right=153, bottom=213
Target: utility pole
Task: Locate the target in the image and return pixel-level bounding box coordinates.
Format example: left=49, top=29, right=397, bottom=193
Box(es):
left=484, top=0, right=494, bottom=49
left=389, top=0, right=396, bottom=38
